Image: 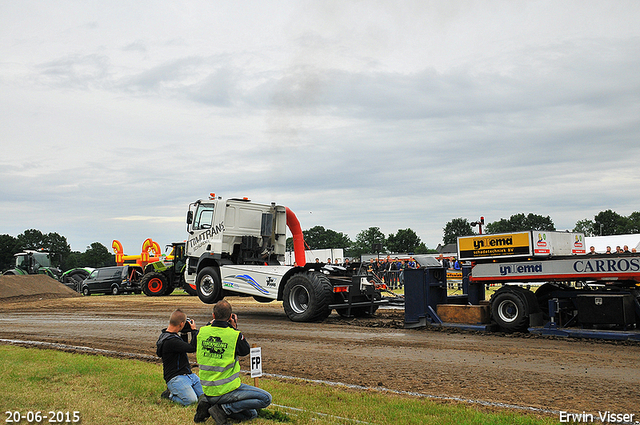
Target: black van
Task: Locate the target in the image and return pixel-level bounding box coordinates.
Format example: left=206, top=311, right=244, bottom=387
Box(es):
left=81, top=265, right=143, bottom=296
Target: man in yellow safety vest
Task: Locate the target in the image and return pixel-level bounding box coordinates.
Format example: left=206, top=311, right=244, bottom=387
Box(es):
left=194, top=300, right=272, bottom=424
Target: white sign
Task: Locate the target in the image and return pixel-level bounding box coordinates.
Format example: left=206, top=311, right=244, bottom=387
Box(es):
left=250, top=347, right=262, bottom=378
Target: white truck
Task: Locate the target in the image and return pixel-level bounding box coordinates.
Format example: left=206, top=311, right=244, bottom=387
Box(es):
left=183, top=194, right=386, bottom=322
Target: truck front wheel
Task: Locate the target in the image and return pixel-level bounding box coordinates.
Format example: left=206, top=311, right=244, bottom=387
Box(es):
left=283, top=271, right=332, bottom=322
left=196, top=267, right=223, bottom=304
left=490, top=287, right=529, bottom=332
left=182, top=283, right=198, bottom=296
left=142, top=272, right=168, bottom=296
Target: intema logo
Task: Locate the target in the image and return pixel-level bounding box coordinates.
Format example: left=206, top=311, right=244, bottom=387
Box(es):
left=499, top=263, right=543, bottom=276
left=473, top=236, right=514, bottom=250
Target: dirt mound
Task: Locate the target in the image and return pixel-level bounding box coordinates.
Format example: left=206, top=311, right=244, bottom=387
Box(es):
left=0, top=275, right=80, bottom=300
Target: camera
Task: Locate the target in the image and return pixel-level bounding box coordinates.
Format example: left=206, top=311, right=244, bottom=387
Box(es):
left=181, top=317, right=193, bottom=333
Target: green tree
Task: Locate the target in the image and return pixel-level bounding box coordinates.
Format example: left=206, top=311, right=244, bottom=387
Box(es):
left=16, top=229, right=47, bottom=251
left=44, top=232, right=72, bottom=267
left=350, top=227, right=386, bottom=259
left=387, top=228, right=423, bottom=253
left=573, top=219, right=595, bottom=236
left=0, top=234, right=18, bottom=272
left=594, top=210, right=628, bottom=236
left=303, top=226, right=351, bottom=250
left=14, top=229, right=72, bottom=267
left=442, top=218, right=474, bottom=245
left=625, top=212, right=640, bottom=234
left=64, top=251, right=85, bottom=270
left=83, top=242, right=116, bottom=268
left=523, top=213, right=555, bottom=231
left=485, top=213, right=555, bottom=234
left=285, top=236, right=294, bottom=252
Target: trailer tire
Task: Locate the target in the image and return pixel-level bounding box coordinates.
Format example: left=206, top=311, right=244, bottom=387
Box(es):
left=283, top=271, right=332, bottom=322
left=196, top=267, right=223, bottom=304
left=490, top=287, right=529, bottom=332
left=82, top=287, right=90, bottom=296
left=142, top=272, right=168, bottom=297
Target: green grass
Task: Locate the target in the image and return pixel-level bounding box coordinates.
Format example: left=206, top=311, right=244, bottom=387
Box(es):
left=0, top=345, right=560, bottom=425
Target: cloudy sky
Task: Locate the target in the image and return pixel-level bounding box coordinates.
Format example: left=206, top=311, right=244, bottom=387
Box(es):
left=1, top=1, right=639, bottom=254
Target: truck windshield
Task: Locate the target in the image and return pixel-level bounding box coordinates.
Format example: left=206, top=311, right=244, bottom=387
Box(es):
left=193, top=204, right=214, bottom=230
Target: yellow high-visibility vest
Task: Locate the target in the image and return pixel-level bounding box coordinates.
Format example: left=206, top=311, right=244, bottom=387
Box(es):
left=196, top=325, right=241, bottom=396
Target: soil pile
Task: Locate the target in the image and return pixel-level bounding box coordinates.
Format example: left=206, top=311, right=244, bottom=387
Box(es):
left=0, top=275, right=80, bottom=300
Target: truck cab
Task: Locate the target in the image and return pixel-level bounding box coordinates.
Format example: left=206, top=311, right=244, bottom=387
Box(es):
left=185, top=195, right=287, bottom=267
left=182, top=194, right=387, bottom=322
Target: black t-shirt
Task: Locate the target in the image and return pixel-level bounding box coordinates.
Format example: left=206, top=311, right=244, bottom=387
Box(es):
left=156, top=329, right=198, bottom=383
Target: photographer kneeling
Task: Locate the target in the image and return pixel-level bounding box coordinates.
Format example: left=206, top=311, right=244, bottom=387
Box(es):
left=156, top=309, right=203, bottom=406
left=194, top=300, right=272, bottom=424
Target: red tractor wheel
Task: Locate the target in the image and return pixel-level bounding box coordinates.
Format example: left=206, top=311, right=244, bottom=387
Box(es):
left=142, top=272, right=168, bottom=296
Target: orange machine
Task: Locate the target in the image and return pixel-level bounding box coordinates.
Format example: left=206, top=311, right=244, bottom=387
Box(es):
left=112, top=238, right=162, bottom=268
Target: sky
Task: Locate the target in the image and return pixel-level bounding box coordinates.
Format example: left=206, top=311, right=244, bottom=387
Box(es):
left=1, top=1, right=640, bottom=255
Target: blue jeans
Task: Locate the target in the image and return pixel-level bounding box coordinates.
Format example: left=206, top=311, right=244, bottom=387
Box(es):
left=205, top=383, right=272, bottom=421
left=167, top=373, right=204, bottom=406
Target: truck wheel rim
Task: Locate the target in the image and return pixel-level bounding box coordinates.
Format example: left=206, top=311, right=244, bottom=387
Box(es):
left=289, top=285, right=309, bottom=314
left=148, top=277, right=163, bottom=293
left=497, top=300, right=518, bottom=323
left=201, top=275, right=215, bottom=297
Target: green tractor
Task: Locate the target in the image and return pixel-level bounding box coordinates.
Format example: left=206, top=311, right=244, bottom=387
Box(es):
left=3, top=250, right=94, bottom=292
left=140, top=242, right=197, bottom=296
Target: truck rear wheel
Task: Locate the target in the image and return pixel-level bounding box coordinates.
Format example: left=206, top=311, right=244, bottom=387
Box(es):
left=142, top=272, right=168, bottom=297
left=490, top=287, right=530, bottom=332
left=283, top=271, right=332, bottom=322
left=196, top=267, right=223, bottom=304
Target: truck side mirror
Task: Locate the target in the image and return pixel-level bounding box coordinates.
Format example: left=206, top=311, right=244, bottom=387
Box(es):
left=186, top=211, right=193, bottom=225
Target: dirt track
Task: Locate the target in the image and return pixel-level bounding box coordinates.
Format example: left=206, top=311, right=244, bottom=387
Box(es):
left=1, top=292, right=639, bottom=420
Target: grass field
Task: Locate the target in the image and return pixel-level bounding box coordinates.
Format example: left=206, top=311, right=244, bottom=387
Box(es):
left=0, top=345, right=560, bottom=425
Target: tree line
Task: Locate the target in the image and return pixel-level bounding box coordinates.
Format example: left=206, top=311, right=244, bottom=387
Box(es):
left=0, top=229, right=114, bottom=272
left=3, top=209, right=637, bottom=271
left=286, top=226, right=436, bottom=259
left=443, top=209, right=640, bottom=244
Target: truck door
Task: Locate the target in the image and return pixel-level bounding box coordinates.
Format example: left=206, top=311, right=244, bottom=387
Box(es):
left=186, top=202, right=217, bottom=258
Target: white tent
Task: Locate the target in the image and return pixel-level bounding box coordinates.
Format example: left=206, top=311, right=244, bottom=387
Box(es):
left=584, top=234, right=640, bottom=253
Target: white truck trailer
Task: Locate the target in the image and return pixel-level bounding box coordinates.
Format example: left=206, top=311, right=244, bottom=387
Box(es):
left=183, top=194, right=386, bottom=322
